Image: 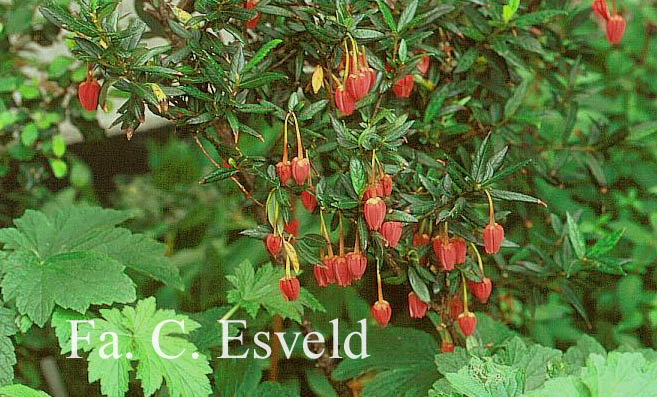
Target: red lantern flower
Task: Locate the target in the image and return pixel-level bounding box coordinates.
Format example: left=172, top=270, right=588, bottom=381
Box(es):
left=606, top=14, right=626, bottom=45
left=483, top=223, right=504, bottom=254
left=483, top=190, right=504, bottom=254
left=313, top=264, right=331, bottom=287
left=284, top=219, right=299, bottom=237
left=592, top=0, right=610, bottom=21
left=279, top=277, right=300, bottom=302
left=416, top=53, right=430, bottom=75
left=335, top=86, right=355, bottom=116
left=244, top=0, right=261, bottom=29
left=333, top=255, right=352, bottom=287
left=457, top=311, right=477, bottom=336
left=380, top=221, right=403, bottom=247
left=264, top=234, right=282, bottom=256
left=448, top=295, right=463, bottom=321
left=371, top=299, right=392, bottom=327
left=392, top=74, right=414, bottom=98
left=276, top=161, right=292, bottom=184
left=379, top=174, right=393, bottom=197
left=412, top=232, right=430, bottom=247
left=346, top=252, right=367, bottom=280
left=360, top=51, right=377, bottom=91
left=322, top=256, right=337, bottom=284
left=433, top=237, right=457, bottom=271
left=467, top=277, right=493, bottom=304
left=453, top=237, right=467, bottom=265
left=301, top=190, right=317, bottom=212
left=408, top=292, right=428, bottom=319
left=78, top=73, right=101, bottom=111
left=291, top=157, right=310, bottom=186
left=346, top=72, right=370, bottom=101
left=440, top=340, right=455, bottom=353
left=364, top=197, right=386, bottom=231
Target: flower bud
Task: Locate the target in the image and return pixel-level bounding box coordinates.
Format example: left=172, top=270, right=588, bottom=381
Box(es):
left=592, top=0, right=610, bottom=21
left=335, top=86, right=355, bottom=116
left=483, top=222, right=504, bottom=254
left=380, top=221, right=403, bottom=247
left=407, top=292, right=428, bottom=319
left=244, top=0, right=261, bottom=29
left=371, top=299, right=392, bottom=327
left=606, top=14, right=626, bottom=45
left=264, top=234, right=282, bottom=256
left=346, top=251, right=367, bottom=280
left=467, top=277, right=493, bottom=304
left=457, top=311, right=477, bottom=336
left=78, top=75, right=101, bottom=111
left=364, top=197, right=386, bottom=231
left=392, top=74, right=414, bottom=98
left=291, top=157, right=310, bottom=186
left=284, top=219, right=299, bottom=237
left=313, top=264, right=331, bottom=287
left=333, top=255, right=352, bottom=287
left=440, top=340, right=455, bottom=353
left=276, top=161, right=292, bottom=184
left=301, top=190, right=317, bottom=212
left=279, top=277, right=300, bottom=302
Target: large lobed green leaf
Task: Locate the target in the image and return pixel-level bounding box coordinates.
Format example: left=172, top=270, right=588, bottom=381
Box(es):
left=0, top=206, right=183, bottom=326
left=52, top=298, right=212, bottom=397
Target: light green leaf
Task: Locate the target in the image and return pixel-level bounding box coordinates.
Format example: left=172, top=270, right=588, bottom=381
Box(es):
left=349, top=158, right=366, bottom=196
left=226, top=261, right=324, bottom=323
left=1, top=250, right=135, bottom=327
left=566, top=212, right=586, bottom=260
left=53, top=298, right=212, bottom=397
left=375, top=0, right=397, bottom=32
left=0, top=384, right=51, bottom=397
left=51, top=135, right=66, bottom=157
left=243, top=39, right=283, bottom=74
left=0, top=336, right=16, bottom=386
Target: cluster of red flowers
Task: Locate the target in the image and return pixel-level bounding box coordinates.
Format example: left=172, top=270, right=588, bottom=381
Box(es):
left=592, top=0, right=626, bottom=44
left=334, top=40, right=377, bottom=116
left=333, top=39, right=425, bottom=116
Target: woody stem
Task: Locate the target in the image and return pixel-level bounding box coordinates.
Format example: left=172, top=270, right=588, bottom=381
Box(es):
left=484, top=189, right=495, bottom=224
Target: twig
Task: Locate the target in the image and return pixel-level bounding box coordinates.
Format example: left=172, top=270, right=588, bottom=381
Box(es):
left=193, top=134, right=264, bottom=207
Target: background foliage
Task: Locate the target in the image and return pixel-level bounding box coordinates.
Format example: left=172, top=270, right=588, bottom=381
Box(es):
left=1, top=0, right=657, bottom=396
